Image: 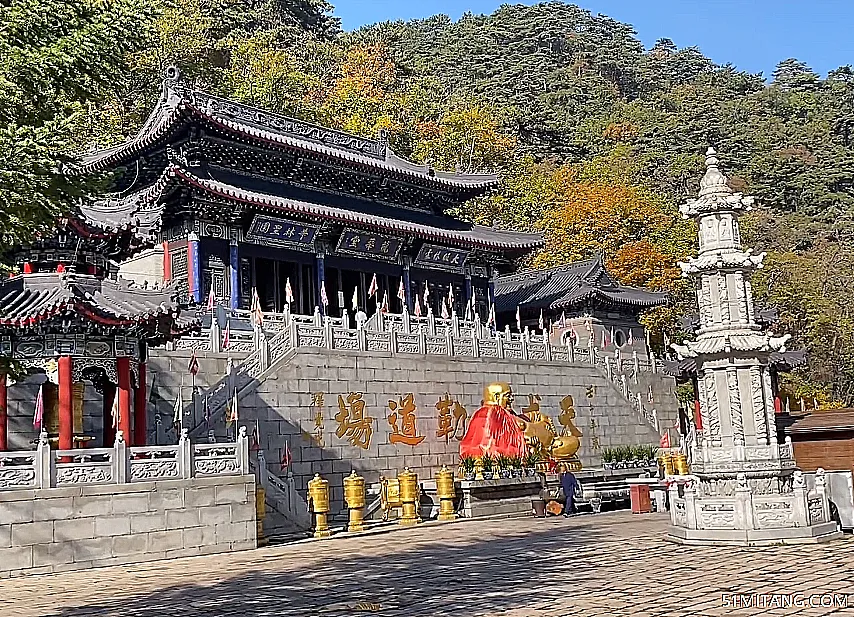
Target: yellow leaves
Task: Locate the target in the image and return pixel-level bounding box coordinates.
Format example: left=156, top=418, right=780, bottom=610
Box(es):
left=607, top=241, right=681, bottom=291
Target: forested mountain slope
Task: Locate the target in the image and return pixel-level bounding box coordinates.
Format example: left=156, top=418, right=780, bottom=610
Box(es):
left=3, top=0, right=852, bottom=404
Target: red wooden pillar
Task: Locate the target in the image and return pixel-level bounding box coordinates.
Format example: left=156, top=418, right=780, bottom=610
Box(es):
left=0, top=372, right=7, bottom=451
left=58, top=356, right=73, bottom=457
left=117, top=357, right=132, bottom=445
left=133, top=362, right=147, bottom=446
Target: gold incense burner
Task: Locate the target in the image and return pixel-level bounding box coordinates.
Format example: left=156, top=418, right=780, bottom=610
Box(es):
left=307, top=473, right=331, bottom=538
left=398, top=467, right=421, bottom=526
left=435, top=465, right=457, bottom=521
left=343, top=470, right=366, bottom=533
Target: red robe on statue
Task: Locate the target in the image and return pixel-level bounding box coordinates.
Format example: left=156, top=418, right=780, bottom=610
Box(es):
left=459, top=404, right=526, bottom=458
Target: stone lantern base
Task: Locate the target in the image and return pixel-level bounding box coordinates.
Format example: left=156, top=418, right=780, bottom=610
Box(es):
left=665, top=466, right=842, bottom=546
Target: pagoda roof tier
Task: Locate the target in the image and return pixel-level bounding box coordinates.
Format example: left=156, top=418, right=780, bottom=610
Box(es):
left=95, top=163, right=542, bottom=252
left=663, top=349, right=807, bottom=379
left=494, top=256, right=667, bottom=314
left=678, top=249, right=766, bottom=276
left=71, top=69, right=498, bottom=196
left=671, top=332, right=791, bottom=358
left=0, top=273, right=199, bottom=344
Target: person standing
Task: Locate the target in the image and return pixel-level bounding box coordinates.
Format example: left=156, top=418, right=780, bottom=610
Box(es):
left=560, top=466, right=578, bottom=516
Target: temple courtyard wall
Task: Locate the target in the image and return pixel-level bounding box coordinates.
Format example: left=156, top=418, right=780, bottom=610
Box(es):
left=0, top=475, right=256, bottom=578
left=148, top=348, right=681, bottom=511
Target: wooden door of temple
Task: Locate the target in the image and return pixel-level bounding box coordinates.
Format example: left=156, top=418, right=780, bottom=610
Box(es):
left=44, top=382, right=85, bottom=446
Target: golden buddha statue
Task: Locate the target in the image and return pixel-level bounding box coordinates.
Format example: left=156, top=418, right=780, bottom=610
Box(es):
left=459, top=382, right=526, bottom=458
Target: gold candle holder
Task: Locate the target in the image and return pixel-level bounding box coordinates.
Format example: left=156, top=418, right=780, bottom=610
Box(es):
left=435, top=465, right=457, bottom=521
left=675, top=453, right=690, bottom=475
left=255, top=486, right=268, bottom=547
left=343, top=470, right=366, bottom=532
left=307, top=473, right=331, bottom=538
left=397, top=467, right=421, bottom=526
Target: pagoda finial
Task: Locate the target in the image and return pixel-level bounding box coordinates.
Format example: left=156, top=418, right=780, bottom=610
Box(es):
left=698, top=145, right=732, bottom=198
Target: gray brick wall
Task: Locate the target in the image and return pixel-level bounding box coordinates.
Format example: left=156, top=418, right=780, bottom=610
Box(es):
left=0, top=475, right=256, bottom=578
left=158, top=348, right=677, bottom=513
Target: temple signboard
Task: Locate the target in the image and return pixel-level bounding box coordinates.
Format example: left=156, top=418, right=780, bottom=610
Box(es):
left=415, top=244, right=468, bottom=272
left=335, top=228, right=403, bottom=262
left=246, top=215, right=318, bottom=250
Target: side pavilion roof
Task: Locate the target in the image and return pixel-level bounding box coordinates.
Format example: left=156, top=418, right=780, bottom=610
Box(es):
left=494, top=256, right=667, bottom=314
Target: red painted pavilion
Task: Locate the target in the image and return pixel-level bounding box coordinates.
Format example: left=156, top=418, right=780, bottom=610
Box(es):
left=0, top=211, right=199, bottom=451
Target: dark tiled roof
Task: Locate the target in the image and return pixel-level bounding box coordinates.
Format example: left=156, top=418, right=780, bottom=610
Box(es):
left=0, top=273, right=199, bottom=343
left=71, top=73, right=498, bottom=191
left=494, top=256, right=667, bottom=313
left=786, top=410, right=854, bottom=434
left=92, top=163, right=542, bottom=251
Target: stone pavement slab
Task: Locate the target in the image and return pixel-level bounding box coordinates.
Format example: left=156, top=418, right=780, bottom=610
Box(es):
left=1, top=512, right=852, bottom=617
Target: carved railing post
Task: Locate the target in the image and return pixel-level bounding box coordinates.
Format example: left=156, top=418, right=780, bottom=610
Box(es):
left=614, top=348, right=621, bottom=373
left=471, top=329, right=480, bottom=358
left=210, top=315, right=221, bottom=353
left=390, top=329, right=399, bottom=355
left=620, top=374, right=629, bottom=397
left=815, top=468, right=832, bottom=524
left=445, top=329, right=454, bottom=356
left=257, top=448, right=269, bottom=488
left=605, top=357, right=612, bottom=381
left=286, top=313, right=297, bottom=349
left=237, top=426, right=250, bottom=475
left=683, top=482, right=699, bottom=530
left=178, top=429, right=192, bottom=479
left=544, top=336, right=552, bottom=361
left=452, top=312, right=460, bottom=337
left=312, top=306, right=321, bottom=327
left=568, top=343, right=575, bottom=363
left=427, top=309, right=435, bottom=336
left=418, top=328, right=427, bottom=355
left=324, top=316, right=333, bottom=350
left=650, top=352, right=658, bottom=373
left=259, top=330, right=270, bottom=371
left=792, top=470, right=809, bottom=526
left=114, top=431, right=128, bottom=484
left=34, top=431, right=53, bottom=489
left=358, top=325, right=367, bottom=352
left=496, top=332, right=505, bottom=359
left=504, top=325, right=511, bottom=341
left=402, top=306, right=410, bottom=333
left=341, top=308, right=349, bottom=329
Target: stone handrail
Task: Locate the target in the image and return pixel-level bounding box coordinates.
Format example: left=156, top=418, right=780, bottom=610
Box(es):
left=0, top=428, right=249, bottom=490
left=253, top=450, right=311, bottom=530
left=182, top=308, right=664, bottom=435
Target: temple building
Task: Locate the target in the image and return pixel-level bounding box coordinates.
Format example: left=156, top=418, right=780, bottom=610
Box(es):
left=0, top=209, right=197, bottom=451
left=71, top=67, right=543, bottom=321
left=494, top=256, right=667, bottom=357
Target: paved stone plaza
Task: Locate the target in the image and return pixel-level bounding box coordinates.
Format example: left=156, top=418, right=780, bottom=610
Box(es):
left=2, top=512, right=853, bottom=617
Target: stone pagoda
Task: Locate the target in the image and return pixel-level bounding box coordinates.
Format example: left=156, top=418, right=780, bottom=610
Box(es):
left=666, top=148, right=839, bottom=545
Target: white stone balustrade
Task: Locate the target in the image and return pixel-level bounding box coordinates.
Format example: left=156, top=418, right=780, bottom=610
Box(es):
left=0, top=428, right=249, bottom=490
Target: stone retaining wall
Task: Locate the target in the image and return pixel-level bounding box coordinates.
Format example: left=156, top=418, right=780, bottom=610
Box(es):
left=0, top=475, right=256, bottom=578
left=165, top=348, right=679, bottom=512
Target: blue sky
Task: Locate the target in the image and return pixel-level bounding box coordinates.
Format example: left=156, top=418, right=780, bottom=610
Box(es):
left=332, top=0, right=854, bottom=79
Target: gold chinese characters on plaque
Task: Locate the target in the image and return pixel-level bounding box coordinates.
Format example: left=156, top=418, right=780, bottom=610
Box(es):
left=335, top=392, right=374, bottom=450
left=435, top=393, right=467, bottom=443
left=387, top=393, right=425, bottom=446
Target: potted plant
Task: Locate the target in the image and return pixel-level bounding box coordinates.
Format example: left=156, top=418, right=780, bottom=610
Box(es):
left=460, top=455, right=476, bottom=481
left=508, top=455, right=522, bottom=478
left=481, top=454, right=495, bottom=480
left=523, top=450, right=541, bottom=476
left=629, top=445, right=641, bottom=468
left=496, top=455, right=512, bottom=479
left=647, top=445, right=659, bottom=467
left=602, top=447, right=614, bottom=470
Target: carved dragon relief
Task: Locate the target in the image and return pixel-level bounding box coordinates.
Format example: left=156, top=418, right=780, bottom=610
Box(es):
left=727, top=369, right=745, bottom=446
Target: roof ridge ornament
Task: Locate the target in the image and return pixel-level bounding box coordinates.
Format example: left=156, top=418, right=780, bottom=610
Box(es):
left=164, top=66, right=182, bottom=89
